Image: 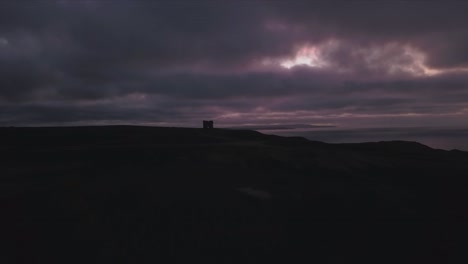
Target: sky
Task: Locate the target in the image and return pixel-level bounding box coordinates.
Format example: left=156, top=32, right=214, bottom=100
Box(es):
left=1, top=0, right=468, bottom=128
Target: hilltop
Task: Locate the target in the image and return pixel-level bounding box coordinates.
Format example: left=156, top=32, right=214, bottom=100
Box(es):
left=1, top=126, right=467, bottom=263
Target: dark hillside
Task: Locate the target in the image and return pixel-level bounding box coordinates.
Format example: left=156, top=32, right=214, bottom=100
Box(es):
left=1, top=126, right=467, bottom=263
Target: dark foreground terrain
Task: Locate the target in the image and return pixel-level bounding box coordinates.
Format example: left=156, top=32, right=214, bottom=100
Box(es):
left=1, top=126, right=467, bottom=263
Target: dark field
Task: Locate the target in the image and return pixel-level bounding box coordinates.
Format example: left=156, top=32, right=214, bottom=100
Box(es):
left=1, top=126, right=467, bottom=263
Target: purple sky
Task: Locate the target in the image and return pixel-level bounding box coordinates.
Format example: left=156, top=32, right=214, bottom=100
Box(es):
left=1, top=0, right=468, bottom=128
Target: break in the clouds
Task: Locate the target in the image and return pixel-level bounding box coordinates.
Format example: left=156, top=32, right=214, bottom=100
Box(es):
left=1, top=0, right=468, bottom=127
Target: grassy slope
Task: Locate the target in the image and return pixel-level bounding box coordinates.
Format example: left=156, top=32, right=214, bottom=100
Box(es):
left=1, top=126, right=467, bottom=263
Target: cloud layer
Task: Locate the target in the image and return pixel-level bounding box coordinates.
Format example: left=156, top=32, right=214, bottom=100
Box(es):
left=1, top=0, right=468, bottom=127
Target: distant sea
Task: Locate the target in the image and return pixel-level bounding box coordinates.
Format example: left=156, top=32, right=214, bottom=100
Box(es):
left=259, top=126, right=468, bottom=151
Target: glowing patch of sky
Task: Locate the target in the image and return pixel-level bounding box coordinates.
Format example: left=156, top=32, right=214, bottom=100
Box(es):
left=273, top=41, right=468, bottom=77
left=280, top=46, right=324, bottom=69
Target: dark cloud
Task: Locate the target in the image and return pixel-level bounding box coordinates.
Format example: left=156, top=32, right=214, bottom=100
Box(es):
left=1, top=0, right=468, bottom=127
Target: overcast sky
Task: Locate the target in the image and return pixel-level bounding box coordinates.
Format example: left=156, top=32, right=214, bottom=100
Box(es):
left=1, top=0, right=468, bottom=127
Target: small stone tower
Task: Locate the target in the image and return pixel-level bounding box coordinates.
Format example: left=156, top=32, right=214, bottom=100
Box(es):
left=203, top=120, right=214, bottom=129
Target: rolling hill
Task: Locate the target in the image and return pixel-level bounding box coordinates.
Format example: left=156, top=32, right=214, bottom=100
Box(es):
left=1, top=126, right=467, bottom=263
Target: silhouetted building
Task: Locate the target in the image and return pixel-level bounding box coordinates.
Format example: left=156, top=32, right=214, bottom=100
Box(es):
left=203, top=120, right=214, bottom=129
